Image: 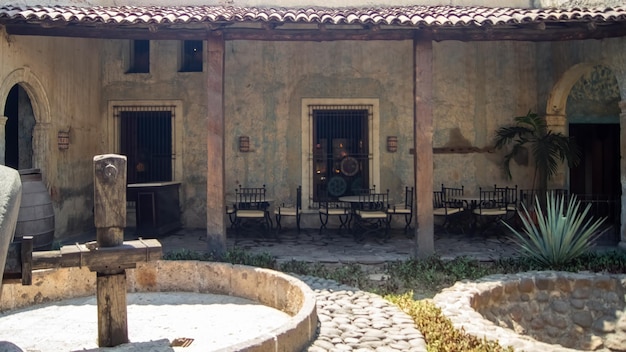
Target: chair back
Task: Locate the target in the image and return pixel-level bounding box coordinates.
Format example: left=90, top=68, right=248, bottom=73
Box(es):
left=353, top=185, right=376, bottom=195
left=236, top=184, right=267, bottom=210
left=404, top=186, right=414, bottom=210
left=357, top=190, right=389, bottom=211
left=495, top=184, right=518, bottom=208
left=442, top=184, right=464, bottom=207
left=478, top=187, right=502, bottom=209
left=433, top=190, right=445, bottom=208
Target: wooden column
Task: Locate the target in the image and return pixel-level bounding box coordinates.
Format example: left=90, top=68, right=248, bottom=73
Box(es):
left=93, top=154, right=128, bottom=347
left=206, top=33, right=227, bottom=255
left=414, top=39, right=435, bottom=258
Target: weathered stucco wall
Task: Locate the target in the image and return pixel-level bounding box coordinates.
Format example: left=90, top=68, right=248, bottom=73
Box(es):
left=0, top=29, right=104, bottom=239
left=100, top=39, right=209, bottom=229
left=434, top=38, right=626, bottom=195
left=224, top=40, right=415, bottom=209
left=433, top=40, right=538, bottom=193
left=3, top=25, right=626, bottom=239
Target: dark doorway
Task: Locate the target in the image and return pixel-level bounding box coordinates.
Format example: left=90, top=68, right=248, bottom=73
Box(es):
left=3, top=84, right=35, bottom=170
left=569, top=124, right=620, bottom=196
left=569, top=123, right=621, bottom=241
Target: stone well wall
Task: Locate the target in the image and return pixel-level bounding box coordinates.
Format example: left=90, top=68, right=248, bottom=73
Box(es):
left=0, top=260, right=319, bottom=352
left=433, top=271, right=626, bottom=352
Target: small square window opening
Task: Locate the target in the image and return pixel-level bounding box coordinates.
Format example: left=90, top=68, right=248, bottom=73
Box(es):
left=181, top=40, right=203, bottom=72
left=129, top=40, right=150, bottom=73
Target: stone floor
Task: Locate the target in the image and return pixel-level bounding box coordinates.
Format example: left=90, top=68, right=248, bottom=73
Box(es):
left=63, top=222, right=622, bottom=266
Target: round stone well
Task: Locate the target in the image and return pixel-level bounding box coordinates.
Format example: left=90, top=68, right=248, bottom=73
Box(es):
left=0, top=260, right=318, bottom=351
left=433, top=271, right=626, bottom=352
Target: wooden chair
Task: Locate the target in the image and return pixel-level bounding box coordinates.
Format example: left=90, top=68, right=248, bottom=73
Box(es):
left=352, top=190, right=390, bottom=241
left=233, top=184, right=273, bottom=240
left=318, top=195, right=351, bottom=235
left=274, top=185, right=302, bottom=234
left=433, top=189, right=464, bottom=233
left=387, top=186, right=414, bottom=233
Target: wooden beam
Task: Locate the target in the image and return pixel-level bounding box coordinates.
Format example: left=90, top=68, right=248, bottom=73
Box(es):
left=2, top=239, right=162, bottom=279
left=3, top=22, right=626, bottom=42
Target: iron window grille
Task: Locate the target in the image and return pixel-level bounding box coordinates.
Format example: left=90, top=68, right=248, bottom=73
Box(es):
left=310, top=104, right=372, bottom=203
left=114, top=105, right=176, bottom=184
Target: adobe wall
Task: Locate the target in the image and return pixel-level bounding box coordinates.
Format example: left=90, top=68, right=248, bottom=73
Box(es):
left=2, top=24, right=625, bottom=238
left=0, top=28, right=105, bottom=239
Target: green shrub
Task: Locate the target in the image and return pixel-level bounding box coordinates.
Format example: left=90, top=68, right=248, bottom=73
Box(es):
left=385, top=256, right=495, bottom=294
left=387, top=293, right=514, bottom=352
left=503, top=193, right=607, bottom=268
left=163, top=247, right=276, bottom=268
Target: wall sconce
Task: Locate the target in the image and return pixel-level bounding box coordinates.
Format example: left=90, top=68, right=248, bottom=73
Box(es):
left=387, top=136, right=398, bottom=152
left=239, top=136, right=250, bottom=152
left=58, top=130, right=70, bottom=150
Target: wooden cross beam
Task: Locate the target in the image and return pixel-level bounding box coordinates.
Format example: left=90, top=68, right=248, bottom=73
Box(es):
left=2, top=236, right=162, bottom=283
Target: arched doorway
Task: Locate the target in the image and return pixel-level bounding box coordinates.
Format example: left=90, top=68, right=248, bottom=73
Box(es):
left=0, top=68, right=52, bottom=175
left=566, top=65, right=621, bottom=242
left=3, top=84, right=36, bottom=169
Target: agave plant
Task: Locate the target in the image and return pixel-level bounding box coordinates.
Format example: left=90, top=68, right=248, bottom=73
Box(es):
left=502, top=192, right=606, bottom=267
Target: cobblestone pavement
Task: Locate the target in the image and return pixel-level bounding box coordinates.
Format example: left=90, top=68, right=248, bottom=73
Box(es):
left=297, top=275, right=427, bottom=352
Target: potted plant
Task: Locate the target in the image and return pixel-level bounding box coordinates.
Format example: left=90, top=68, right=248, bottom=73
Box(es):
left=493, top=110, right=581, bottom=209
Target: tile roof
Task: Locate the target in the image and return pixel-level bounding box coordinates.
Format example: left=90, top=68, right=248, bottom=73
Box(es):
left=0, top=4, right=624, bottom=28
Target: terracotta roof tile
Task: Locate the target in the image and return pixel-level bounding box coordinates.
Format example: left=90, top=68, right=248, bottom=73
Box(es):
left=0, top=4, right=624, bottom=28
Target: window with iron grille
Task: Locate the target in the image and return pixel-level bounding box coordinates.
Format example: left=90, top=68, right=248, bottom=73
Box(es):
left=311, top=105, right=371, bottom=202
left=115, top=106, right=175, bottom=184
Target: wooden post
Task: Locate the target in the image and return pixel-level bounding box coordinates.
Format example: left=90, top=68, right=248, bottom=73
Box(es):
left=414, top=39, right=435, bottom=258
left=206, top=33, right=227, bottom=256
left=93, top=154, right=129, bottom=347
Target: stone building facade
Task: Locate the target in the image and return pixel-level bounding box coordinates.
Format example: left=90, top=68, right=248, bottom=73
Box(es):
left=0, top=0, right=625, bottom=255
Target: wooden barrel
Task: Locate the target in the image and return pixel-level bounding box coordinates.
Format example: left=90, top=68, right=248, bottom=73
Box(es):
left=14, top=168, right=55, bottom=250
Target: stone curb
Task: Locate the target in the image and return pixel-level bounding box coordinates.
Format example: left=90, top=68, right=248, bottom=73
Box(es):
left=433, top=271, right=626, bottom=352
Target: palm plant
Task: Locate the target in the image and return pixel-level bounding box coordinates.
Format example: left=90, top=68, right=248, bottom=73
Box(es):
left=502, top=193, right=606, bottom=267
left=493, top=110, right=580, bottom=206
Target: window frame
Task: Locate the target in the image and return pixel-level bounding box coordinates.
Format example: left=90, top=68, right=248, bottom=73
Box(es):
left=107, top=100, right=184, bottom=184
left=301, top=98, right=380, bottom=208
